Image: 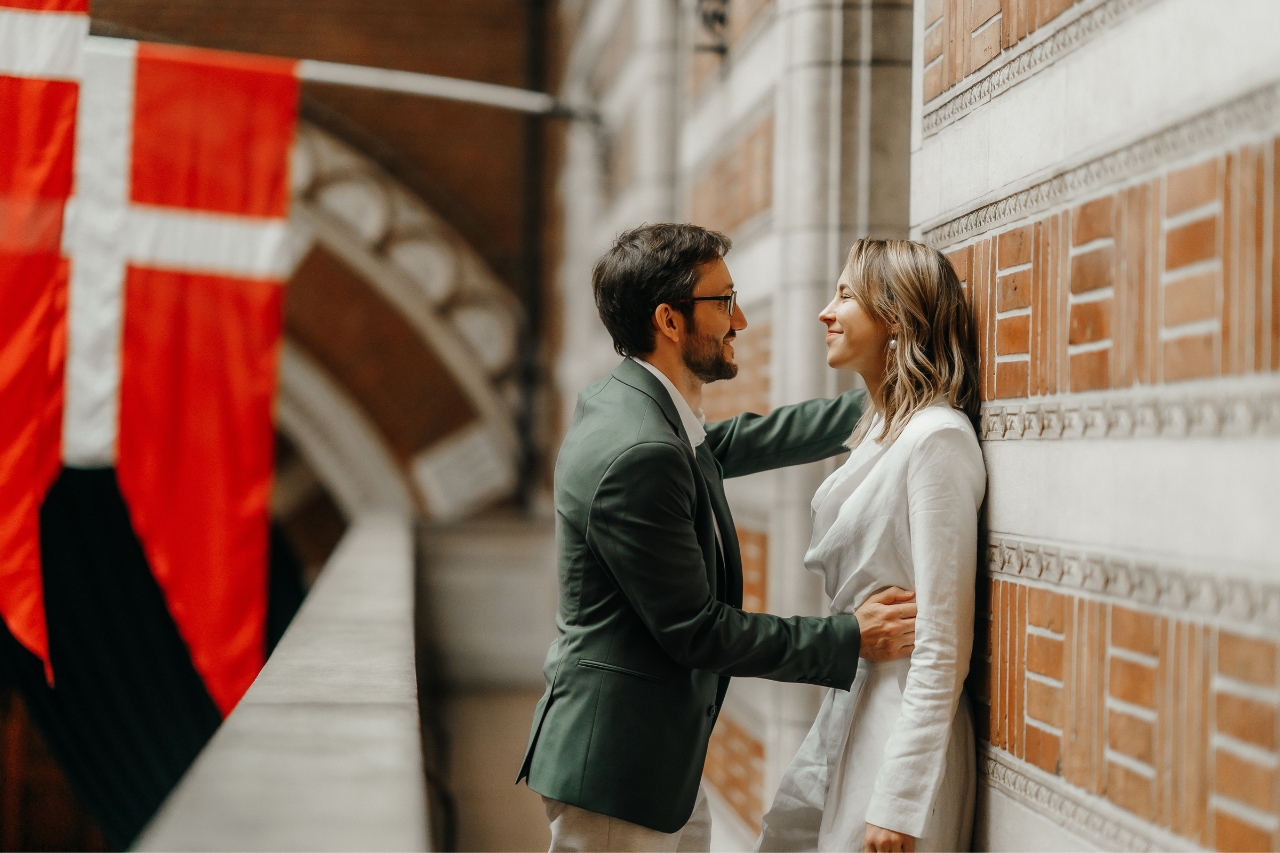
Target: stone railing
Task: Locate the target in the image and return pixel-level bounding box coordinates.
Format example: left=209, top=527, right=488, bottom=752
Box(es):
left=136, top=511, right=431, bottom=851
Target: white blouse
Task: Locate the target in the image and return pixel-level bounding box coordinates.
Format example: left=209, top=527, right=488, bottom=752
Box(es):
left=757, top=401, right=986, bottom=850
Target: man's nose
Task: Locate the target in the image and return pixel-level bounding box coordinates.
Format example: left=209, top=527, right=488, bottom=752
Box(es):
left=731, top=303, right=748, bottom=330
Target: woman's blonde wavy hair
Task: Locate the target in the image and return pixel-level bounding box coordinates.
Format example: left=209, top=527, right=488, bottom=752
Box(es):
left=844, top=237, right=981, bottom=446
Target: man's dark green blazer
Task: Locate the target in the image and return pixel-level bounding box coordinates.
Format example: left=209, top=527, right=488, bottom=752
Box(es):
left=519, top=358, right=866, bottom=833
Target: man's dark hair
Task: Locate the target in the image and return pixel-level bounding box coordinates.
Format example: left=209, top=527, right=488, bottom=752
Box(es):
left=592, top=223, right=732, bottom=357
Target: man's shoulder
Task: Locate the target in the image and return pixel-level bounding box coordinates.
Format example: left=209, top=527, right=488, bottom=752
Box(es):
left=559, top=376, right=686, bottom=481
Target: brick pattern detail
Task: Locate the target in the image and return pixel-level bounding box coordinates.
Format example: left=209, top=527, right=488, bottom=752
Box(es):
left=689, top=114, right=774, bottom=236
left=703, top=715, right=765, bottom=834
left=945, top=136, right=1280, bottom=400
left=703, top=317, right=772, bottom=421
left=975, top=576, right=1280, bottom=850
left=923, top=0, right=1081, bottom=102
left=737, top=529, right=767, bottom=613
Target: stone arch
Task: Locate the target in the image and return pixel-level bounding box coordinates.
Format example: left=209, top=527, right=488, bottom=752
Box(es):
left=277, top=122, right=524, bottom=521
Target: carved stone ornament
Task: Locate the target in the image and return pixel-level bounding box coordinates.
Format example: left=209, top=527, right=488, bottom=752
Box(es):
left=986, top=533, right=1280, bottom=633
left=923, top=79, right=1280, bottom=247
left=978, top=376, right=1280, bottom=442
left=923, top=0, right=1155, bottom=137
left=981, top=748, right=1198, bottom=852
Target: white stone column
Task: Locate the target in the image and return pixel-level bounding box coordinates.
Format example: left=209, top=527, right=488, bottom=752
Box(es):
left=765, top=0, right=848, bottom=803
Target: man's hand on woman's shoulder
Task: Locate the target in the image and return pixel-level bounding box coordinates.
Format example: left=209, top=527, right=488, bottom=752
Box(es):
left=854, top=587, right=916, bottom=662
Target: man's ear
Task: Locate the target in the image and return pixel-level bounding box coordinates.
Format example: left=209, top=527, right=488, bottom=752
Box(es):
left=652, top=303, right=684, bottom=345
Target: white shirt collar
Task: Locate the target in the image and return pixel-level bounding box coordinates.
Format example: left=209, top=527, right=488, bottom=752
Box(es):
left=632, top=358, right=706, bottom=448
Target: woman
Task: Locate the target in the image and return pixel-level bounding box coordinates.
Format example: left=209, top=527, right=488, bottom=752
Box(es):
left=755, top=239, right=985, bottom=853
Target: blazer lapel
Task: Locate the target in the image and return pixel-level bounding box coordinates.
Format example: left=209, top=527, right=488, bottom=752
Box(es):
left=696, top=441, right=742, bottom=608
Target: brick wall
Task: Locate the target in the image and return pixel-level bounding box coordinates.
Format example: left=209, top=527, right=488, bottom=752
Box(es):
left=923, top=0, right=1082, bottom=102
left=703, top=317, right=772, bottom=421
left=738, top=529, right=768, bottom=614
left=946, top=135, right=1280, bottom=402
left=703, top=715, right=765, bottom=834
left=689, top=113, right=774, bottom=236
left=975, top=561, right=1280, bottom=850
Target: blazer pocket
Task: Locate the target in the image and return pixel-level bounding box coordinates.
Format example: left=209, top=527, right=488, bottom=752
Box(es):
left=577, top=659, right=666, bottom=684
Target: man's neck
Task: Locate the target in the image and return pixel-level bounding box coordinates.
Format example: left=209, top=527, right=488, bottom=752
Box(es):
left=638, top=351, right=703, bottom=412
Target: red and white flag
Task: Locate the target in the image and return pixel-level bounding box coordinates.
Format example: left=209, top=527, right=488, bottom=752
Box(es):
left=60, top=37, right=301, bottom=714
left=2, top=19, right=302, bottom=715
left=0, top=0, right=88, bottom=682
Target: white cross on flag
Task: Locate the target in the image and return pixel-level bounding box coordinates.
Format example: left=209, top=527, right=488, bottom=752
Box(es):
left=2, top=2, right=302, bottom=717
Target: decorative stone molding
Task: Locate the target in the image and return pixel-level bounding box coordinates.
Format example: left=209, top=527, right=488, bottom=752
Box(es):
left=287, top=122, right=523, bottom=518
left=982, top=748, right=1197, bottom=852
left=922, top=79, right=1280, bottom=247
left=978, top=377, right=1280, bottom=442
left=922, top=0, right=1154, bottom=138
left=986, top=532, right=1280, bottom=632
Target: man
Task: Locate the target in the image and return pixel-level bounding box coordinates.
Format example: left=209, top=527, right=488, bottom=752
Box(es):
left=518, top=224, right=917, bottom=851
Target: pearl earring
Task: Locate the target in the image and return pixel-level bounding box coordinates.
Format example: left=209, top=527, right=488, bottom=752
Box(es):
left=888, top=338, right=898, bottom=351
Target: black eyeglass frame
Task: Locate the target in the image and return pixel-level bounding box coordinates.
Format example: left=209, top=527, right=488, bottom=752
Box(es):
left=676, top=291, right=737, bottom=315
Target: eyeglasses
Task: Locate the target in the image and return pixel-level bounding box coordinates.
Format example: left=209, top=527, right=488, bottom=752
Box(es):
left=679, top=290, right=737, bottom=315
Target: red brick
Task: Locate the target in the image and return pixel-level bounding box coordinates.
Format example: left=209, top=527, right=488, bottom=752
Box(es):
left=1072, top=197, right=1114, bottom=246
left=1166, top=159, right=1219, bottom=217
left=1163, top=333, right=1215, bottom=382
left=997, top=268, right=1032, bottom=312
left=924, top=60, right=946, bottom=101
left=1025, top=724, right=1061, bottom=774
left=1107, top=709, right=1154, bottom=764
left=970, top=14, right=1001, bottom=70
left=972, top=0, right=1001, bottom=24
left=690, top=113, right=774, bottom=235
left=1069, top=245, right=1113, bottom=293
left=1216, top=693, right=1276, bottom=750
left=1214, top=749, right=1274, bottom=814
left=924, top=18, right=945, bottom=64
left=1036, top=0, right=1076, bottom=27
left=1165, top=217, right=1218, bottom=271
left=1111, top=606, right=1158, bottom=656
left=1069, top=299, right=1111, bottom=345
left=995, top=359, right=1029, bottom=399
left=1218, top=633, right=1278, bottom=687
left=1069, top=348, right=1109, bottom=392
left=997, top=314, right=1030, bottom=354
left=1109, top=657, right=1156, bottom=709
left=1164, top=271, right=1218, bottom=327
left=998, top=225, right=1033, bottom=269
left=1106, top=760, right=1154, bottom=821
left=737, top=529, right=768, bottom=614
left=946, top=245, right=971, bottom=283
left=1027, top=633, right=1064, bottom=680
left=1026, top=679, right=1062, bottom=728
left=1214, top=809, right=1271, bottom=853
left=1028, top=588, right=1065, bottom=633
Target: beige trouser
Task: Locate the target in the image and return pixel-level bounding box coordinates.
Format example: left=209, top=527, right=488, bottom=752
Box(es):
left=544, top=784, right=712, bottom=852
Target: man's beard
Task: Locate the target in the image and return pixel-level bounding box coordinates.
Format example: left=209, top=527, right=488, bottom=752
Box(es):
left=681, top=319, right=738, bottom=383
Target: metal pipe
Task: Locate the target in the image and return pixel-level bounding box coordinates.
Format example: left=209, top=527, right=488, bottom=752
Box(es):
left=297, top=58, right=574, bottom=118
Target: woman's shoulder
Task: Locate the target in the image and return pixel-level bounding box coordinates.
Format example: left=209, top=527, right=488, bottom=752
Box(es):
left=898, top=402, right=978, bottom=446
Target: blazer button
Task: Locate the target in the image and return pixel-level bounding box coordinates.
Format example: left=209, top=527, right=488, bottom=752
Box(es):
left=707, top=704, right=717, bottom=717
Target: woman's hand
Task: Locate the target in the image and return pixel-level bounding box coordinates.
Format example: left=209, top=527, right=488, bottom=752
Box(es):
left=864, top=823, right=914, bottom=852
